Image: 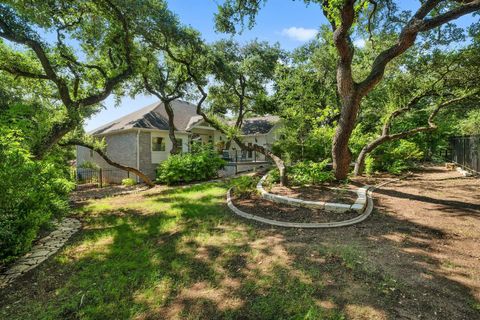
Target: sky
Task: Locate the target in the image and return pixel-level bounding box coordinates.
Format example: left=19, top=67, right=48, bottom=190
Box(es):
left=84, top=0, right=477, bottom=132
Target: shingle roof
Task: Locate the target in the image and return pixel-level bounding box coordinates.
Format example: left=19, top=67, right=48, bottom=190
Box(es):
left=230, top=115, right=280, bottom=135
left=89, top=100, right=280, bottom=136
left=89, top=100, right=198, bottom=135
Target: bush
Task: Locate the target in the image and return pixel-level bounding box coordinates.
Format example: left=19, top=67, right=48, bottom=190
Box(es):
left=156, top=145, right=226, bottom=185
left=0, top=129, right=73, bottom=264
left=268, top=159, right=334, bottom=186
left=121, top=178, right=136, bottom=186
left=230, top=176, right=259, bottom=196
left=367, top=140, right=423, bottom=175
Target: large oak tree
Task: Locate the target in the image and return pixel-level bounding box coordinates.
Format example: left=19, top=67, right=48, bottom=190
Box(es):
left=215, top=0, right=480, bottom=179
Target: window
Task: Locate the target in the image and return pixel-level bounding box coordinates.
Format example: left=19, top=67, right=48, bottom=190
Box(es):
left=152, top=136, right=165, bottom=151
left=175, top=138, right=183, bottom=150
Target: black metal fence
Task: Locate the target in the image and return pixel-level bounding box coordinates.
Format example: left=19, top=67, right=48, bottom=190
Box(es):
left=448, top=135, right=480, bottom=174
left=72, top=168, right=132, bottom=188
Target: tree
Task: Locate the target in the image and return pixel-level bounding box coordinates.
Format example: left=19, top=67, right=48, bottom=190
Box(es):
left=353, top=46, right=480, bottom=175
left=214, top=0, right=480, bottom=179
left=0, top=0, right=181, bottom=186
left=139, top=53, right=191, bottom=155
left=208, top=40, right=281, bottom=149
left=162, top=32, right=290, bottom=185
left=273, top=32, right=339, bottom=162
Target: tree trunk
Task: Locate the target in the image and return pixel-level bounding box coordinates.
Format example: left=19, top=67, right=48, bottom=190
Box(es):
left=353, top=137, right=387, bottom=176
left=164, top=101, right=180, bottom=155
left=331, top=96, right=360, bottom=180
left=232, top=136, right=288, bottom=185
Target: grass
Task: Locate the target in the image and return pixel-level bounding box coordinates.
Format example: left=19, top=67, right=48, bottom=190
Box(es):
left=0, top=180, right=359, bottom=319
left=1, top=179, right=426, bottom=319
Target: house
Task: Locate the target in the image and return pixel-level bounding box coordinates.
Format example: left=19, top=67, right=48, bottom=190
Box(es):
left=76, top=100, right=282, bottom=181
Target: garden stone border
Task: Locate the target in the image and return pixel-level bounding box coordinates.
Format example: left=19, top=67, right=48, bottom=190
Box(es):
left=227, top=187, right=374, bottom=228
left=227, top=175, right=407, bottom=228
left=0, top=218, right=81, bottom=288
left=256, top=174, right=368, bottom=213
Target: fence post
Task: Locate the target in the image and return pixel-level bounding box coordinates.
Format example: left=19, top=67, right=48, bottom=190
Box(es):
left=127, top=171, right=130, bottom=179
left=254, top=150, right=256, bottom=162
left=99, top=168, right=103, bottom=188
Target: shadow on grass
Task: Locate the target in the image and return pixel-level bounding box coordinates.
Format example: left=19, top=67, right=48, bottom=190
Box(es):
left=0, top=177, right=479, bottom=320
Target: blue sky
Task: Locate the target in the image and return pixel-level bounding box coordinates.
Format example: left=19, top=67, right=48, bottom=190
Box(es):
left=85, top=0, right=329, bottom=131
left=84, top=1, right=476, bottom=132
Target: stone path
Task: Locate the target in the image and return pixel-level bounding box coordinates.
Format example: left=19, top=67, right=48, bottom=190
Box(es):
left=0, top=218, right=81, bottom=288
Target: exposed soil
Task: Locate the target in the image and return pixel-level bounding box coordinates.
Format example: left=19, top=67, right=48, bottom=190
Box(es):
left=1, top=165, right=479, bottom=320
left=232, top=193, right=360, bottom=223
left=268, top=183, right=359, bottom=203
left=263, top=165, right=480, bottom=319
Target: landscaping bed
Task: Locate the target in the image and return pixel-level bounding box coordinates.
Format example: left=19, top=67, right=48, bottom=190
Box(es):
left=231, top=193, right=360, bottom=223
left=267, top=182, right=359, bottom=204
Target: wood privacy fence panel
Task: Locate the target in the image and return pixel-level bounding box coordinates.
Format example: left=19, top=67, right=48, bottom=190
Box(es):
left=449, top=135, right=480, bottom=174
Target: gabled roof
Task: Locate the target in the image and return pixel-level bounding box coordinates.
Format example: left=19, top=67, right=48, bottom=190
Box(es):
left=89, top=100, right=198, bottom=135
left=89, top=99, right=281, bottom=136
left=228, top=115, right=280, bottom=135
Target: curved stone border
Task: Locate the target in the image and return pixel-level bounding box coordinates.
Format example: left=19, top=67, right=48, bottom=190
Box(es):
left=227, top=187, right=374, bottom=228
left=0, top=218, right=81, bottom=288
left=256, top=174, right=368, bottom=213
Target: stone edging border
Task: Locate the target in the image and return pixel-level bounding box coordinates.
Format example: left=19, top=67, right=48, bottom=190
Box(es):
left=256, top=174, right=368, bottom=213
left=0, top=218, right=81, bottom=288
left=227, top=175, right=408, bottom=228
left=227, top=187, right=374, bottom=228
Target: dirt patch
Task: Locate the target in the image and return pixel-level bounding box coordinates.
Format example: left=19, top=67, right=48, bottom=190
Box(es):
left=268, top=165, right=480, bottom=319
left=232, top=193, right=360, bottom=223
left=268, top=183, right=359, bottom=203
left=70, top=184, right=150, bottom=204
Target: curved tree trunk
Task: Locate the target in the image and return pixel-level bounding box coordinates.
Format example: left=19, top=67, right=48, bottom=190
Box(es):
left=332, top=96, right=360, bottom=180
left=60, top=139, right=155, bottom=187
left=353, top=136, right=388, bottom=176
left=353, top=92, right=477, bottom=176
left=232, top=136, right=287, bottom=185
left=164, top=101, right=180, bottom=154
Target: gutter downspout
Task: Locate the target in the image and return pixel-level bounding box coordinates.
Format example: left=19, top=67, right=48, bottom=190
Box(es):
left=136, top=129, right=140, bottom=183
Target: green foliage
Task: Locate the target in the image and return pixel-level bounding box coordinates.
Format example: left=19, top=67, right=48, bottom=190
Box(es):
left=79, top=161, right=99, bottom=170
left=121, top=178, right=136, bottom=187
left=270, top=159, right=334, bottom=186
left=458, top=109, right=480, bottom=135
left=367, top=140, right=423, bottom=175
left=156, top=145, right=226, bottom=185
left=0, top=129, right=73, bottom=264
left=230, top=175, right=259, bottom=196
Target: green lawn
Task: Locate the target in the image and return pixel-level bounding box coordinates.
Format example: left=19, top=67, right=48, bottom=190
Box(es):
left=0, top=181, right=392, bottom=320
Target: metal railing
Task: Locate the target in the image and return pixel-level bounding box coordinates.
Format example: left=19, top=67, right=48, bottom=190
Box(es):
left=448, top=135, right=479, bottom=174
left=73, top=168, right=132, bottom=188
left=220, top=149, right=269, bottom=163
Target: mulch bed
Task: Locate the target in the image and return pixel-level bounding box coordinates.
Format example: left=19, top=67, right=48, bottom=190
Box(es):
left=231, top=193, right=361, bottom=223
left=267, top=182, right=359, bottom=204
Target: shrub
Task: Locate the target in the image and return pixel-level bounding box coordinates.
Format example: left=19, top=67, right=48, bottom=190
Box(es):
left=156, top=145, right=226, bottom=185
left=230, top=176, right=259, bottom=196
left=0, top=129, right=73, bottom=264
left=367, top=140, right=423, bottom=174
left=121, top=178, right=136, bottom=186
left=268, top=159, right=334, bottom=186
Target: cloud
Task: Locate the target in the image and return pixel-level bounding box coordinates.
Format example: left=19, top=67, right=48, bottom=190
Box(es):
left=280, top=27, right=317, bottom=41
left=353, top=38, right=366, bottom=48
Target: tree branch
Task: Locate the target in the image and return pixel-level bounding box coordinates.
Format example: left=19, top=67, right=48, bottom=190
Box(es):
left=60, top=138, right=155, bottom=187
